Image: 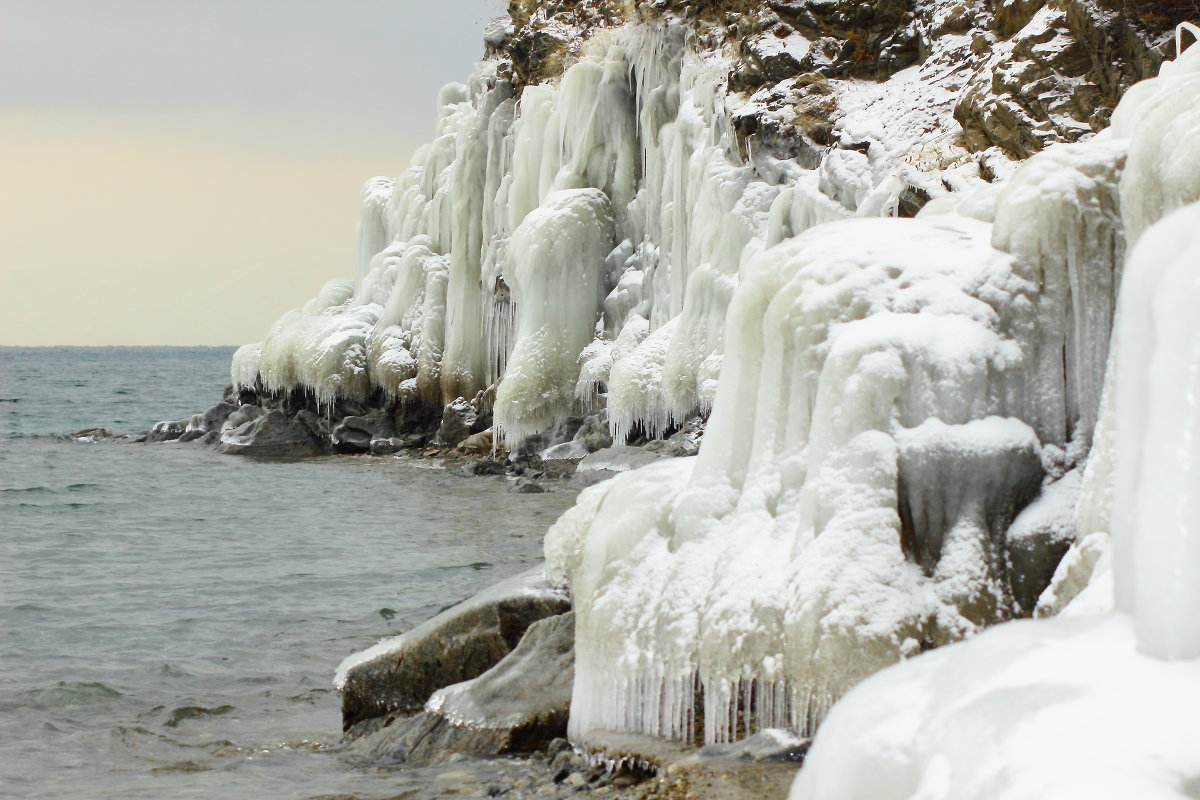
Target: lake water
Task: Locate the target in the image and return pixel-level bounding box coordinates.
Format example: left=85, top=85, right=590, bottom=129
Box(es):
left=0, top=346, right=579, bottom=799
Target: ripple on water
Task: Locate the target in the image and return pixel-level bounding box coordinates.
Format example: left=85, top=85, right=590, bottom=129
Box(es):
left=165, top=705, right=237, bottom=728
left=12, top=681, right=125, bottom=710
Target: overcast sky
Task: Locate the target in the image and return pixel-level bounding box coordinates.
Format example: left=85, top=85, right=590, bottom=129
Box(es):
left=0, top=0, right=504, bottom=345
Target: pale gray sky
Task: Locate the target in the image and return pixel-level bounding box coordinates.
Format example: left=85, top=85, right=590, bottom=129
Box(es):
left=0, top=0, right=505, bottom=345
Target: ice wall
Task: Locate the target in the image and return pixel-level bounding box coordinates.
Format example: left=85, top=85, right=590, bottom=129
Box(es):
left=231, top=22, right=917, bottom=445
left=547, top=31, right=1138, bottom=750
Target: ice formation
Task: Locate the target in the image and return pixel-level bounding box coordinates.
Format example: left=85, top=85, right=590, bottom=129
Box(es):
left=790, top=34, right=1200, bottom=800
left=228, top=0, right=1195, bottom=769
left=232, top=22, right=923, bottom=444
left=548, top=54, right=1141, bottom=748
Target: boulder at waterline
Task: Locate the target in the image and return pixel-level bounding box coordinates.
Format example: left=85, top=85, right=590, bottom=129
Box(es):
left=344, top=612, right=575, bottom=765
left=178, top=401, right=237, bottom=442
left=336, top=566, right=570, bottom=733
left=216, top=409, right=329, bottom=458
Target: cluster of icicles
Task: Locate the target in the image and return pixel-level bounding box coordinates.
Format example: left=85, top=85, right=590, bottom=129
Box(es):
left=236, top=14, right=1200, bottom=749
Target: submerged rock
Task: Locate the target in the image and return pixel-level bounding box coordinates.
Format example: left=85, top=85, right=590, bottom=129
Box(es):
left=216, top=409, right=328, bottom=458
left=337, top=567, right=570, bottom=733
left=72, top=428, right=121, bottom=442
left=510, top=476, right=547, bottom=494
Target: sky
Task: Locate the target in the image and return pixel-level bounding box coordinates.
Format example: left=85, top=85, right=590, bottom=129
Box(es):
left=0, top=0, right=504, bottom=346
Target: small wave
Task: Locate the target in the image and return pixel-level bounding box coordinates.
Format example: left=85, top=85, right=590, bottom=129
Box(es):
left=164, top=704, right=236, bottom=728
left=66, top=483, right=100, bottom=491
left=150, top=761, right=213, bottom=773
left=0, top=486, right=54, bottom=494
left=0, top=398, right=19, bottom=403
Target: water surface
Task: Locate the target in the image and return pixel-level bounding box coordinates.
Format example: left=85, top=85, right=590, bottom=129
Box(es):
left=0, top=346, right=578, bottom=799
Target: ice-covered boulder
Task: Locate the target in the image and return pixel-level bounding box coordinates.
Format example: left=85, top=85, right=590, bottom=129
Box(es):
left=572, top=444, right=662, bottom=487
left=336, top=567, right=570, bottom=733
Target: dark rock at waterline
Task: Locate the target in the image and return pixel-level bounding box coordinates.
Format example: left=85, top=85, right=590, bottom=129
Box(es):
left=333, top=413, right=398, bottom=453
left=331, top=426, right=372, bottom=453
left=346, top=612, right=575, bottom=765
left=461, top=459, right=508, bottom=477
left=146, top=420, right=187, bottom=443
left=339, top=567, right=570, bottom=733
left=216, top=409, right=329, bottom=457
left=72, top=428, right=120, bottom=441
left=221, top=403, right=267, bottom=433
left=510, top=477, right=546, bottom=494
left=369, top=436, right=406, bottom=455
left=178, top=401, right=237, bottom=442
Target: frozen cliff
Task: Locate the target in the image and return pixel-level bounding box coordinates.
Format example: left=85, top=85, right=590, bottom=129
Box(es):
left=224, top=0, right=1198, bottom=792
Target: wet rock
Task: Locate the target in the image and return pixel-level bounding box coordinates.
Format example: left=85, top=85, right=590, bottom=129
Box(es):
left=146, top=420, right=186, bottom=443
left=370, top=437, right=405, bottom=455
left=398, top=432, right=430, bottom=450
left=348, top=612, right=576, bottom=766
left=178, top=401, right=237, bottom=443
left=461, top=459, right=508, bottom=477
left=510, top=477, right=546, bottom=494
left=331, top=426, right=371, bottom=453
left=216, top=409, right=328, bottom=458
left=293, top=409, right=331, bottom=443
left=436, top=397, right=478, bottom=448
left=573, top=445, right=662, bottom=487
left=220, top=404, right=266, bottom=433
left=333, top=413, right=397, bottom=453
left=339, top=567, right=570, bottom=733
left=72, top=428, right=118, bottom=441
